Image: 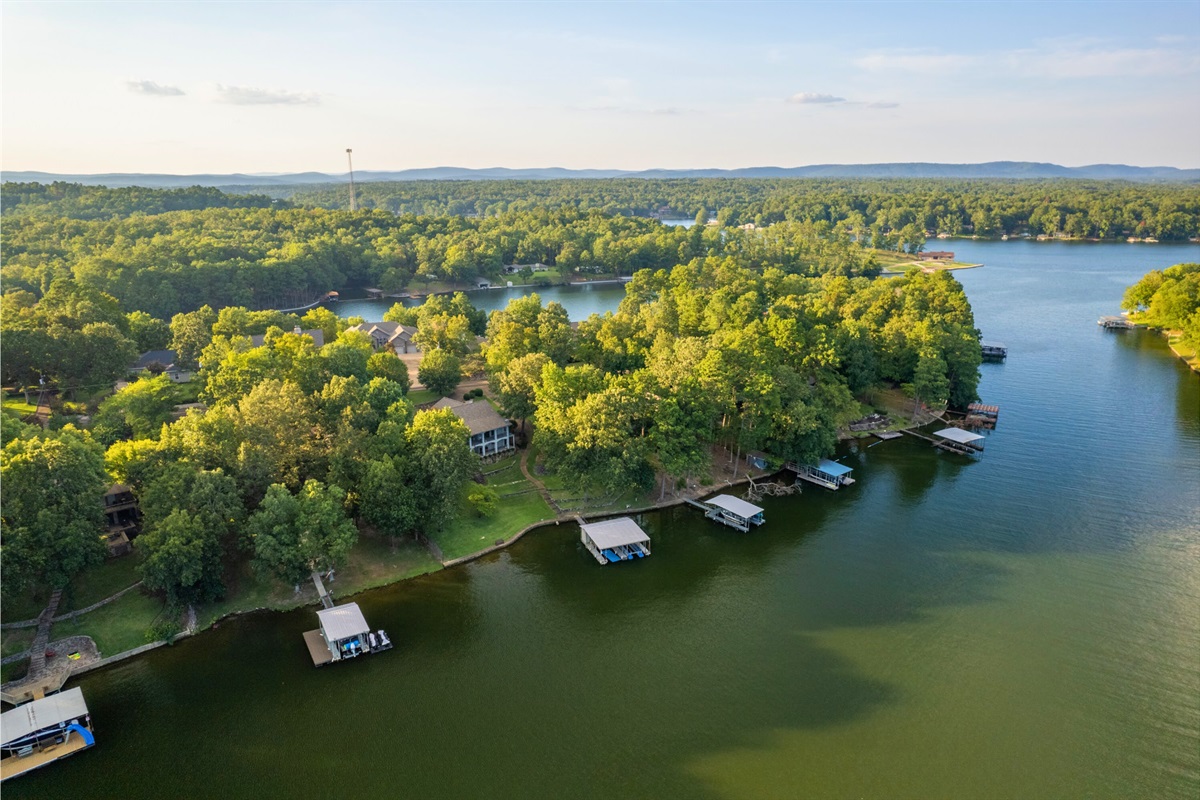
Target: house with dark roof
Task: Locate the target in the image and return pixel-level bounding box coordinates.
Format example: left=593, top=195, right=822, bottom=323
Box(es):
left=432, top=397, right=514, bottom=457
left=131, top=350, right=194, bottom=383
left=346, top=321, right=420, bottom=353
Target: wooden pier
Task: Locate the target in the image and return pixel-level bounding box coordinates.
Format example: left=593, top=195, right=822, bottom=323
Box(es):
left=965, top=403, right=1000, bottom=429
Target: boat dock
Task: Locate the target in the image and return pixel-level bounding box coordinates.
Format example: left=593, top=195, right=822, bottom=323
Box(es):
left=981, top=342, right=1007, bottom=360
left=302, top=572, right=393, bottom=666
left=786, top=459, right=856, bottom=490
left=688, top=495, right=765, bottom=532
left=1, top=687, right=95, bottom=783
left=1099, top=316, right=1134, bottom=329
left=965, top=403, right=1000, bottom=429
left=931, top=427, right=986, bottom=455
left=578, top=516, right=651, bottom=564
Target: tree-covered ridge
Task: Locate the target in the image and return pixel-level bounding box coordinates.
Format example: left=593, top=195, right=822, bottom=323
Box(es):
left=0, top=181, right=283, bottom=218
left=1122, top=263, right=1200, bottom=351
left=279, top=178, right=1200, bottom=241
left=1, top=200, right=875, bottom=321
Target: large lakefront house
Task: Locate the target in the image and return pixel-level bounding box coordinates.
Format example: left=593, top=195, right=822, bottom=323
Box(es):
left=432, top=397, right=514, bottom=457
left=346, top=321, right=420, bottom=353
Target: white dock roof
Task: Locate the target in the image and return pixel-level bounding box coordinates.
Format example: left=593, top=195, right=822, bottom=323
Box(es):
left=580, top=517, right=650, bottom=549
left=705, top=494, right=764, bottom=519
left=933, top=427, right=985, bottom=444
left=1, top=687, right=89, bottom=745
left=317, top=603, right=370, bottom=642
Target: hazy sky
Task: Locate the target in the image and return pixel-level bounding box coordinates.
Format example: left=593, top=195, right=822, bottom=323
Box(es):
left=4, top=1, right=1199, bottom=173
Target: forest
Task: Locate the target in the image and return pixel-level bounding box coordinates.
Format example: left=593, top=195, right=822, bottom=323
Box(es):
left=1122, top=262, right=1200, bottom=353
left=270, top=177, right=1200, bottom=241
left=0, top=177, right=1135, bottom=631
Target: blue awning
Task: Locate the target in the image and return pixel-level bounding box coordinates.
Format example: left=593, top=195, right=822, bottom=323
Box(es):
left=817, top=459, right=853, bottom=476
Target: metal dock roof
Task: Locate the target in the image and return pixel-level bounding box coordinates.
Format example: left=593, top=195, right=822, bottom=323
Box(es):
left=317, top=603, right=370, bottom=642
left=933, top=427, right=985, bottom=444
left=580, top=517, right=650, bottom=549
left=705, top=494, right=764, bottom=519
left=1, top=687, right=89, bottom=746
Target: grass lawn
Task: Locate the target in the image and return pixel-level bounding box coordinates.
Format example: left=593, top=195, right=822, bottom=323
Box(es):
left=433, top=490, right=554, bottom=560
left=1, top=589, right=50, bottom=624
left=406, top=388, right=440, bottom=405
left=1167, top=333, right=1200, bottom=372
left=61, top=556, right=142, bottom=612
left=52, top=589, right=167, bottom=657
left=198, top=532, right=441, bottom=628
left=1, top=627, right=35, bottom=659
left=330, top=534, right=442, bottom=598
left=1, top=398, right=37, bottom=415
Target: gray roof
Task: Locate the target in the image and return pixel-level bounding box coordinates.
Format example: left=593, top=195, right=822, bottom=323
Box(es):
left=434, top=398, right=510, bottom=436
left=133, top=350, right=179, bottom=370
left=580, top=517, right=650, bottom=549
left=705, top=494, right=764, bottom=519
left=350, top=321, right=416, bottom=344
left=1, top=687, right=90, bottom=745
left=249, top=328, right=325, bottom=348
left=933, top=427, right=985, bottom=444
left=317, top=603, right=370, bottom=642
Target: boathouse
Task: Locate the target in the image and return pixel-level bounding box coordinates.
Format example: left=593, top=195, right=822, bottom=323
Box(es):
left=303, top=603, right=372, bottom=666
left=981, top=342, right=1007, bottom=360
left=702, top=495, right=765, bottom=532
left=1098, top=316, right=1134, bottom=329
left=580, top=517, right=650, bottom=565
left=0, top=687, right=95, bottom=782
left=932, top=427, right=986, bottom=455
left=793, top=459, right=856, bottom=490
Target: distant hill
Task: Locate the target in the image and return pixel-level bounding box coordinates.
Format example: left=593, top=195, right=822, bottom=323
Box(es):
left=5, top=161, right=1199, bottom=187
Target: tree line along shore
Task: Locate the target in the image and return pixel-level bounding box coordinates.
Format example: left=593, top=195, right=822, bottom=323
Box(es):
left=2, top=180, right=1196, bottom=679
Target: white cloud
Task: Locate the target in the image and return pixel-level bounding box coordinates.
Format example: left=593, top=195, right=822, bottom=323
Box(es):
left=788, top=92, right=845, bottom=104
left=127, top=80, right=184, bottom=96
left=216, top=85, right=320, bottom=106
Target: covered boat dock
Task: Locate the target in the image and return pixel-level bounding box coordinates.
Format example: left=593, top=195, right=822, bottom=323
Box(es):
left=698, top=494, right=765, bottom=532
left=580, top=517, right=651, bottom=565
left=304, top=603, right=372, bottom=666
left=789, top=459, right=856, bottom=490
left=932, top=427, right=986, bottom=455
left=1, top=687, right=94, bottom=782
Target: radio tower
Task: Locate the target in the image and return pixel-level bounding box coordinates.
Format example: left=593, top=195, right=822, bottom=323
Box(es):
left=346, top=148, right=357, bottom=212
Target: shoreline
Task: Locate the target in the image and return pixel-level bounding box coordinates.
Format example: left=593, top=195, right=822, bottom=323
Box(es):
left=11, top=473, right=767, bottom=686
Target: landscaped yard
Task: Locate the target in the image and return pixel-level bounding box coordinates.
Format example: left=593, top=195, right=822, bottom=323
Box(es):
left=431, top=451, right=554, bottom=560
left=1, top=398, right=37, bottom=416
left=60, top=555, right=142, bottom=612
left=51, top=588, right=167, bottom=657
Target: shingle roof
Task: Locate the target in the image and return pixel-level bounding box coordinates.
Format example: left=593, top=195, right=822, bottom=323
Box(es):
left=133, top=350, right=179, bottom=370
left=434, top=398, right=510, bottom=436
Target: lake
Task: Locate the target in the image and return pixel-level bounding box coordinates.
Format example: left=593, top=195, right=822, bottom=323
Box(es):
left=335, top=282, right=628, bottom=323
left=9, top=240, right=1198, bottom=798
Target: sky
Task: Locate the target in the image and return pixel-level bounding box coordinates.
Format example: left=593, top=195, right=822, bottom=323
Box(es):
left=3, top=0, right=1199, bottom=174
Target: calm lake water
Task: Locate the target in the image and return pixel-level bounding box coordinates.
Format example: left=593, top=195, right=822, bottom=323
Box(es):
left=335, top=282, right=627, bottom=323
left=10, top=240, right=1199, bottom=798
